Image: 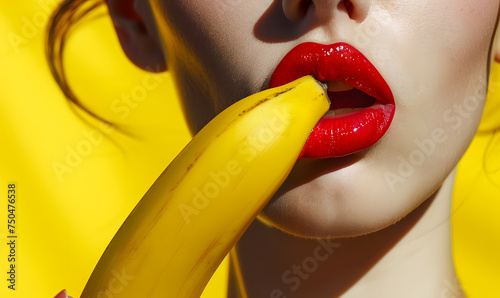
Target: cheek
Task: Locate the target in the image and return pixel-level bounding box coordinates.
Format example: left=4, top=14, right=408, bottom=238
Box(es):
left=371, top=1, right=499, bottom=212
left=178, top=0, right=274, bottom=99
left=388, top=0, right=497, bottom=138
left=156, top=1, right=269, bottom=132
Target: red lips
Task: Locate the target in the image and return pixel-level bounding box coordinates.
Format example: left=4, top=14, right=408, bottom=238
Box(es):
left=269, top=42, right=395, bottom=158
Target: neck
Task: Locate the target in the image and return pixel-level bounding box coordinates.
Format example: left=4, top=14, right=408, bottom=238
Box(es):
left=229, top=167, right=465, bottom=298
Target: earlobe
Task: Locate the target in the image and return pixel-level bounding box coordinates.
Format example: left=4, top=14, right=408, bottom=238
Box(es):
left=105, top=0, right=167, bottom=72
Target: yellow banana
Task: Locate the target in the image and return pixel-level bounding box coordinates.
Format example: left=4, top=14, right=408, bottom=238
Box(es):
left=81, top=75, right=329, bottom=297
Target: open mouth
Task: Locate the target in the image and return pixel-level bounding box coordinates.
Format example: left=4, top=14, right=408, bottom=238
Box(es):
left=324, top=81, right=377, bottom=116
left=269, top=42, right=395, bottom=158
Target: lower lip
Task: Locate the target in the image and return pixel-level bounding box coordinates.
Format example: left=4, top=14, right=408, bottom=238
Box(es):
left=298, top=103, right=395, bottom=159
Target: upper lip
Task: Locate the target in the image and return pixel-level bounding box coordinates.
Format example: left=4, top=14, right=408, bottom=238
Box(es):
left=269, top=42, right=394, bottom=106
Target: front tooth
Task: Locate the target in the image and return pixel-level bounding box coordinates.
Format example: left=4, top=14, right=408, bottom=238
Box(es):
left=326, top=81, right=354, bottom=92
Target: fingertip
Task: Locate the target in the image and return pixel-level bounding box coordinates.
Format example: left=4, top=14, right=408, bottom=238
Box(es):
left=54, top=289, right=68, bottom=298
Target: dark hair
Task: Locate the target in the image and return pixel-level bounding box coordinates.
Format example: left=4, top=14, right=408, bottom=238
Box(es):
left=46, top=0, right=109, bottom=124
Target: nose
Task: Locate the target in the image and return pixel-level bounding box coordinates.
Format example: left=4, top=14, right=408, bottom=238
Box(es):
left=282, top=0, right=372, bottom=22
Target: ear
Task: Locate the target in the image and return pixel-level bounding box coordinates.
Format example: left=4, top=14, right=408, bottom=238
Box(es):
left=105, top=0, right=167, bottom=72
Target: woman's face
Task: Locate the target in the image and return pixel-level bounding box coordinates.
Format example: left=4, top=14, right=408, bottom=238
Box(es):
left=151, top=0, right=500, bottom=237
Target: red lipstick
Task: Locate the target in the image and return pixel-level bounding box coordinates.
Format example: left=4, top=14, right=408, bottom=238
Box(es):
left=269, top=42, right=395, bottom=158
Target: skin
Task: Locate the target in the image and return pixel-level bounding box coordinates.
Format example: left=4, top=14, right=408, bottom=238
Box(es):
left=106, top=0, right=500, bottom=296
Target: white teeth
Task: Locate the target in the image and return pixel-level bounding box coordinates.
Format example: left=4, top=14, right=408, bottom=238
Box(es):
left=325, top=81, right=354, bottom=92
left=333, top=107, right=364, bottom=115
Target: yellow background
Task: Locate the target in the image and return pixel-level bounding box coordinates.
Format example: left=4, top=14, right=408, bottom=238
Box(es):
left=0, top=1, right=498, bottom=297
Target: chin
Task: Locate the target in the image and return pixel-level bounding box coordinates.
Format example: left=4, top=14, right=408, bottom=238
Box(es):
left=257, top=155, right=441, bottom=239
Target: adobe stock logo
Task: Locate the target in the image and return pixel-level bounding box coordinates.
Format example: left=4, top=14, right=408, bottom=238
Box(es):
left=384, top=74, right=488, bottom=192
left=179, top=106, right=292, bottom=224
left=93, top=268, right=135, bottom=298
left=51, top=67, right=165, bottom=182
left=7, top=0, right=60, bottom=53
left=270, top=239, right=341, bottom=297
left=51, top=121, right=114, bottom=182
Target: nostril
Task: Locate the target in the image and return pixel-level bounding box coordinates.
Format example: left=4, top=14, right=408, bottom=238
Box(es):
left=299, top=0, right=313, bottom=16
left=283, top=0, right=313, bottom=22
left=343, top=0, right=371, bottom=21
left=344, top=0, right=354, bottom=16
